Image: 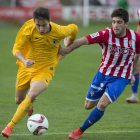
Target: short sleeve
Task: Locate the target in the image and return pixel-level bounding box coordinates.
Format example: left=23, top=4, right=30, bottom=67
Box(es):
left=85, top=29, right=107, bottom=45
left=59, top=24, right=78, bottom=39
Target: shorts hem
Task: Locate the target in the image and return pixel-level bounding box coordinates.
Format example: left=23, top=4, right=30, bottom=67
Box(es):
left=86, top=97, right=100, bottom=101
left=104, top=92, right=113, bottom=103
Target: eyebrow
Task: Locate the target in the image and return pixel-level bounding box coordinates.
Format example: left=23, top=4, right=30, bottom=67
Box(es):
left=112, top=20, right=123, bottom=22
left=36, top=23, right=47, bottom=26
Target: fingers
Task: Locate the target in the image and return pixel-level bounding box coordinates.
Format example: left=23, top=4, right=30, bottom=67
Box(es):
left=129, top=75, right=135, bottom=85
left=59, top=55, right=65, bottom=61
left=25, top=60, right=36, bottom=67
left=129, top=79, right=135, bottom=85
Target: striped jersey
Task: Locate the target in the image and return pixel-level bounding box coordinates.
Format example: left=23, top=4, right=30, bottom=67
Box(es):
left=86, top=27, right=140, bottom=79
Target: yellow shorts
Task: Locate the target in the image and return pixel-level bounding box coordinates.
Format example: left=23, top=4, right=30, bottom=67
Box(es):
left=16, top=67, right=54, bottom=90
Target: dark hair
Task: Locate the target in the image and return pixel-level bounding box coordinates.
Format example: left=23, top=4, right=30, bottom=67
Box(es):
left=111, top=8, right=129, bottom=23
left=33, top=7, right=50, bottom=21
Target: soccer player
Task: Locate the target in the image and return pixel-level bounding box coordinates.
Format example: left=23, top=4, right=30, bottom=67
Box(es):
left=126, top=8, right=140, bottom=103
left=1, top=7, right=78, bottom=138
left=58, top=8, right=140, bottom=139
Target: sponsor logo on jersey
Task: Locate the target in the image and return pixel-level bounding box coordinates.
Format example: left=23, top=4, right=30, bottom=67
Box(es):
left=90, top=32, right=99, bottom=38
left=52, top=39, right=58, bottom=45
left=91, top=84, right=103, bottom=91
left=110, top=47, right=134, bottom=55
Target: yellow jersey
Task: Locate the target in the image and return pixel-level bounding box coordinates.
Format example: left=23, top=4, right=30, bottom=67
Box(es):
left=12, top=19, right=78, bottom=73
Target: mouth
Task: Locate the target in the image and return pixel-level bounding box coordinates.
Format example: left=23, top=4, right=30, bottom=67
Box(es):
left=114, top=29, right=119, bottom=32
left=40, top=32, right=45, bottom=35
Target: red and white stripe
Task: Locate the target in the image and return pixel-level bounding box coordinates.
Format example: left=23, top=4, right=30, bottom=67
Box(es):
left=86, top=27, right=140, bottom=79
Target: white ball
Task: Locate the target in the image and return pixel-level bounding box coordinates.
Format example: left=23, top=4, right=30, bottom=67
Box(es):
left=27, top=114, right=49, bottom=135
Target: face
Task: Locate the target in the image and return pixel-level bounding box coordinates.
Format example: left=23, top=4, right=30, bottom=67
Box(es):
left=34, top=19, right=50, bottom=35
left=112, top=17, right=128, bottom=37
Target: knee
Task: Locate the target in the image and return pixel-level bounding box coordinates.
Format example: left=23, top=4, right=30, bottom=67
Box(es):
left=15, top=98, right=23, bottom=104
left=84, top=104, right=93, bottom=110
left=97, top=102, right=107, bottom=110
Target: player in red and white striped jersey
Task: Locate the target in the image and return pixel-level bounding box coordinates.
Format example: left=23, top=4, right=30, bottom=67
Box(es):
left=59, top=8, right=140, bottom=139
left=126, top=8, right=140, bottom=103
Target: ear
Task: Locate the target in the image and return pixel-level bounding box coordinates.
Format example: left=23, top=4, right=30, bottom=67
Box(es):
left=125, top=22, right=129, bottom=27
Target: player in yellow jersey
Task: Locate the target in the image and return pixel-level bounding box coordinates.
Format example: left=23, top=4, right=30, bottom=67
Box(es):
left=1, top=7, right=78, bottom=138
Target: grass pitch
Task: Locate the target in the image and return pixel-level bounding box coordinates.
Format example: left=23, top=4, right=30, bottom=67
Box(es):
left=0, top=21, right=140, bottom=140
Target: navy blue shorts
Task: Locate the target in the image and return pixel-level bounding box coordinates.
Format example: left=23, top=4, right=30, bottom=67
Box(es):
left=86, top=71, right=130, bottom=103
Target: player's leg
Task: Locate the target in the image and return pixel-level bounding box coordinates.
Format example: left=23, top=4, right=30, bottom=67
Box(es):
left=69, top=71, right=105, bottom=139
left=1, top=80, right=47, bottom=138
left=1, top=71, right=52, bottom=138
left=84, top=99, right=99, bottom=110
left=69, top=96, right=107, bottom=139
left=69, top=76, right=130, bottom=139
left=15, top=88, right=33, bottom=116
left=126, top=60, right=140, bottom=103
left=15, top=69, right=34, bottom=116
left=80, top=94, right=109, bottom=131
left=11, top=80, right=47, bottom=126
left=15, top=88, right=29, bottom=104
left=14, top=67, right=30, bottom=105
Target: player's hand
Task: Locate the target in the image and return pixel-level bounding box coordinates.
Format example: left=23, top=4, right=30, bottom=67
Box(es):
left=129, top=74, right=135, bottom=85
left=24, top=59, right=36, bottom=68
left=58, top=45, right=70, bottom=56
left=58, top=45, right=69, bottom=61
left=59, top=55, right=66, bottom=61
left=64, top=37, right=69, bottom=47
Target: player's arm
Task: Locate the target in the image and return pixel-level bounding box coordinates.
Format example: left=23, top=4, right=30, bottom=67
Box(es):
left=12, top=21, right=35, bottom=67
left=130, top=54, right=140, bottom=84
left=15, top=52, right=35, bottom=68
left=64, top=37, right=75, bottom=48
left=60, top=24, right=78, bottom=47
left=59, top=30, right=103, bottom=56
left=132, top=54, right=140, bottom=75
left=59, top=37, right=88, bottom=56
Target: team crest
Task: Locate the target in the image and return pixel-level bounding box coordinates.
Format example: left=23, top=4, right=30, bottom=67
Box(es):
left=52, top=39, right=58, bottom=45
left=90, top=90, right=94, bottom=97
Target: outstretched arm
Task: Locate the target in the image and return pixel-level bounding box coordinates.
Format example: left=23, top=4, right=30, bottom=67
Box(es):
left=64, top=37, right=75, bottom=48
left=59, top=37, right=76, bottom=61
left=59, top=37, right=88, bottom=61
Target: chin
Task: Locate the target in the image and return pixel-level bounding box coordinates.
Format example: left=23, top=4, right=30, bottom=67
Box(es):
left=114, top=32, right=120, bottom=36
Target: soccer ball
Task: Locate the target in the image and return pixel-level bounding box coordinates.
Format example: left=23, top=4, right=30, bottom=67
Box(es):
left=27, top=114, right=49, bottom=135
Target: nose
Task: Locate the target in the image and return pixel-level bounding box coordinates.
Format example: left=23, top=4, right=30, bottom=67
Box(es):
left=39, top=26, right=44, bottom=31
left=114, top=22, right=119, bottom=27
